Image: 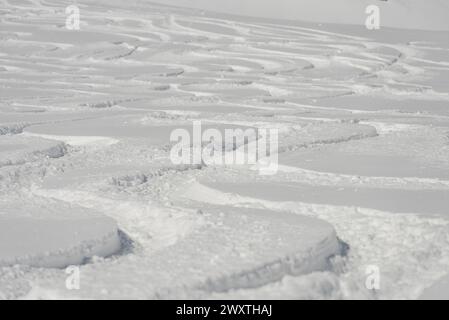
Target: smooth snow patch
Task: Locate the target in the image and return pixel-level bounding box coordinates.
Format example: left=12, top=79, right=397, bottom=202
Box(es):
left=0, top=207, right=121, bottom=268
left=21, top=132, right=119, bottom=147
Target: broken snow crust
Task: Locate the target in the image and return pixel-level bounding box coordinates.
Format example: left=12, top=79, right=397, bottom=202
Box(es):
left=0, top=202, right=121, bottom=269
left=1, top=0, right=449, bottom=300
left=420, top=274, right=449, bottom=300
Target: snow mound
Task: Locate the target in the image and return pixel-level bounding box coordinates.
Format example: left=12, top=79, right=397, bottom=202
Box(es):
left=23, top=187, right=343, bottom=298
left=0, top=135, right=66, bottom=167
left=0, top=123, right=28, bottom=135
left=0, top=204, right=121, bottom=268
left=187, top=207, right=343, bottom=293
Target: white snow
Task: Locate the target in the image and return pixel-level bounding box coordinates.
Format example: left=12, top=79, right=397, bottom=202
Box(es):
left=0, top=201, right=121, bottom=269
left=420, top=274, right=449, bottom=300
left=153, top=0, right=449, bottom=31
left=1, top=0, right=449, bottom=300
left=0, top=135, right=67, bottom=167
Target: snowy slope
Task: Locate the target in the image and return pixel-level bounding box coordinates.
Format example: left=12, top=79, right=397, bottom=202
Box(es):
left=152, top=0, right=449, bottom=31
left=0, top=0, right=449, bottom=299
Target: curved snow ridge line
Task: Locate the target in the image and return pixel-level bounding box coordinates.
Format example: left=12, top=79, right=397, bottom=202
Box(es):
left=0, top=147, right=71, bottom=191
left=146, top=206, right=343, bottom=299
left=21, top=132, right=119, bottom=147
left=79, top=97, right=141, bottom=109
left=29, top=187, right=343, bottom=299
left=0, top=140, right=67, bottom=168
left=211, top=51, right=285, bottom=72
left=0, top=197, right=122, bottom=271
left=285, top=102, right=374, bottom=115
left=243, top=44, right=317, bottom=66
left=411, top=57, right=449, bottom=68
left=275, top=165, right=449, bottom=190
left=278, top=129, right=379, bottom=154
left=104, top=45, right=139, bottom=61
left=109, top=164, right=204, bottom=188
left=0, top=229, right=120, bottom=269
left=182, top=182, right=449, bottom=299
left=168, top=15, right=245, bottom=42
left=183, top=181, right=449, bottom=220
left=146, top=20, right=172, bottom=42
left=335, top=45, right=405, bottom=76
left=261, top=23, right=370, bottom=42
left=358, top=121, right=422, bottom=135
left=250, top=82, right=292, bottom=97
left=171, top=83, right=216, bottom=98
left=31, top=188, right=202, bottom=253
left=0, top=123, right=29, bottom=135
left=196, top=232, right=342, bottom=294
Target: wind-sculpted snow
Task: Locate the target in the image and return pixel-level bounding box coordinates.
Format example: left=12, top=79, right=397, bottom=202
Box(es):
left=0, top=199, right=121, bottom=269
left=182, top=180, right=449, bottom=300
left=0, top=123, right=28, bottom=135
left=0, top=135, right=67, bottom=167
left=0, top=0, right=449, bottom=299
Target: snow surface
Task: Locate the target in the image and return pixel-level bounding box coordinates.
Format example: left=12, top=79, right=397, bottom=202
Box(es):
left=420, top=274, right=449, bottom=300
left=0, top=201, right=121, bottom=268
left=0, top=135, right=66, bottom=167
left=153, top=0, right=449, bottom=31
left=1, top=0, right=449, bottom=299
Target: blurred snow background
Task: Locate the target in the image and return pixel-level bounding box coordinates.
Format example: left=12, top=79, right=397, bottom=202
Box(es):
left=151, top=0, right=449, bottom=30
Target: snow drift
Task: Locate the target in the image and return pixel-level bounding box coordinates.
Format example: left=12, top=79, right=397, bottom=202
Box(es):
left=0, top=204, right=121, bottom=268
left=152, top=0, right=449, bottom=31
